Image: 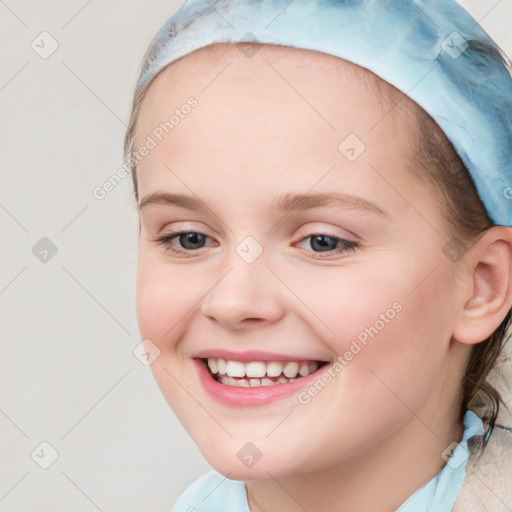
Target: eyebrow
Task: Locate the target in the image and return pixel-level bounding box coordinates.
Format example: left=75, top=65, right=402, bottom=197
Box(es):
left=273, top=192, right=388, bottom=216
left=138, top=191, right=388, bottom=217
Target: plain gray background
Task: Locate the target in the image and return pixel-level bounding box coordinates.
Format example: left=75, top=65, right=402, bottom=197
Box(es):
left=1, top=1, right=511, bottom=510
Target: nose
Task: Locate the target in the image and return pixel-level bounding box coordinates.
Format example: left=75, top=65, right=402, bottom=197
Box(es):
left=199, top=255, right=285, bottom=331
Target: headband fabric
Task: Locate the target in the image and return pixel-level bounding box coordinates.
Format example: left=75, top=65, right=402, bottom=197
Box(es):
left=138, top=0, right=512, bottom=226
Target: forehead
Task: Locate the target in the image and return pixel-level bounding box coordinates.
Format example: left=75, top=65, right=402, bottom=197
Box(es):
left=136, top=42, right=416, bottom=145
left=143, top=42, right=398, bottom=106
left=134, top=42, right=423, bottom=214
left=184, top=42, right=370, bottom=79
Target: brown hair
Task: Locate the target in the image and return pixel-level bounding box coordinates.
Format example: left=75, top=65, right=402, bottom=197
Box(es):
left=124, top=41, right=511, bottom=433
left=413, top=107, right=511, bottom=430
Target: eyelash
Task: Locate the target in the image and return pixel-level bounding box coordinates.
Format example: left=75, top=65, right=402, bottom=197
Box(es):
left=152, top=230, right=359, bottom=258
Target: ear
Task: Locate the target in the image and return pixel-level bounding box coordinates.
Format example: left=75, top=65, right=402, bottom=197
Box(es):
left=452, top=226, right=512, bottom=345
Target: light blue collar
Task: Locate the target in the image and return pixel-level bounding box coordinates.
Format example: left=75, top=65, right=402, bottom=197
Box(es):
left=397, top=410, right=485, bottom=511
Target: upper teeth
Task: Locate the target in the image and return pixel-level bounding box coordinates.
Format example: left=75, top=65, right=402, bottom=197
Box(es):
left=207, top=358, right=319, bottom=379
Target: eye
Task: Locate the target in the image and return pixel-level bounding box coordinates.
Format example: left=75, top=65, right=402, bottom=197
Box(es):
left=153, top=231, right=216, bottom=255
left=152, top=230, right=358, bottom=258
left=296, top=234, right=358, bottom=256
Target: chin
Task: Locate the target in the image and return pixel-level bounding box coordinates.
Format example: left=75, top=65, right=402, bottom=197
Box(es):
left=204, top=455, right=286, bottom=481
left=194, top=434, right=314, bottom=481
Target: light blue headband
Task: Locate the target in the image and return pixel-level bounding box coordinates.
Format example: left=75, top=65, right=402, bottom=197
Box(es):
left=138, top=0, right=512, bottom=226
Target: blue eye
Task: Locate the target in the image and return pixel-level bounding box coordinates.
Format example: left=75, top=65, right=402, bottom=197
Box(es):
left=298, top=234, right=358, bottom=256
left=153, top=231, right=359, bottom=258
left=153, top=231, right=213, bottom=254
left=175, top=232, right=207, bottom=250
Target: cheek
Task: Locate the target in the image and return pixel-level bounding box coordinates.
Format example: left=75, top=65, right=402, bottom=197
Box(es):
left=379, top=283, right=453, bottom=409
left=135, top=253, right=206, bottom=422
left=276, top=258, right=407, bottom=347
left=136, top=251, right=203, bottom=345
left=284, top=254, right=455, bottom=403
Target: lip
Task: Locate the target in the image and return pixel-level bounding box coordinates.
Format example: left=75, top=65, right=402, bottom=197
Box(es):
left=193, top=357, right=329, bottom=407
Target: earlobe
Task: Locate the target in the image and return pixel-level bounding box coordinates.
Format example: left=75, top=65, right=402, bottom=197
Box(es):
left=453, top=227, right=512, bottom=345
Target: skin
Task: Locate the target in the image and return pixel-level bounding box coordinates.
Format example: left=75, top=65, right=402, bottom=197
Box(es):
left=133, top=43, right=512, bottom=512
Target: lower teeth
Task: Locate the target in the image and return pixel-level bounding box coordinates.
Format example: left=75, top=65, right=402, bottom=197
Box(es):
left=217, top=375, right=300, bottom=387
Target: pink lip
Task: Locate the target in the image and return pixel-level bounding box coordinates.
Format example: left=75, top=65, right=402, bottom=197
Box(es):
left=193, top=358, right=328, bottom=407
left=191, top=349, right=325, bottom=363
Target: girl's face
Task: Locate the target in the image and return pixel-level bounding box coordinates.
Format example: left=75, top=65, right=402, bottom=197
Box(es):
left=134, top=44, right=467, bottom=479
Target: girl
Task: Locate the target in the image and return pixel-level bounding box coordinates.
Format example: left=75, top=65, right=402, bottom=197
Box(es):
left=125, top=1, right=512, bottom=510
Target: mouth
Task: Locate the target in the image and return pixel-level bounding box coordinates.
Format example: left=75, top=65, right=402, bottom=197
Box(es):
left=200, top=357, right=329, bottom=388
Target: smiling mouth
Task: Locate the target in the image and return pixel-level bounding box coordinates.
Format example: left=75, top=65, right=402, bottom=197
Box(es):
left=201, top=357, right=329, bottom=387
